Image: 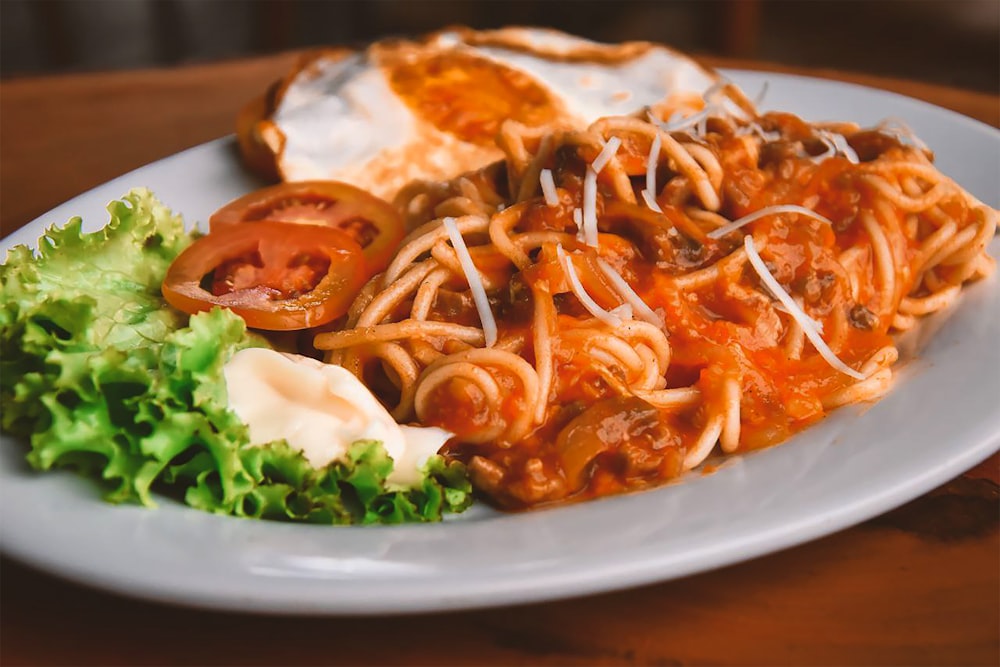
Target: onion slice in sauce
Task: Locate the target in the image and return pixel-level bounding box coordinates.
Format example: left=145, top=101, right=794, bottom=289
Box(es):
left=539, top=168, right=558, bottom=206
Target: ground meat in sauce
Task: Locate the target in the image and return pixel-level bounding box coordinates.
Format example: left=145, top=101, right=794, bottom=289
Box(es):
left=758, top=140, right=802, bottom=168
left=849, top=304, right=880, bottom=330
left=846, top=130, right=907, bottom=163
left=415, top=103, right=975, bottom=513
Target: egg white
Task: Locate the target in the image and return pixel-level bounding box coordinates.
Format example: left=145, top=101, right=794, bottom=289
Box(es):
left=271, top=28, right=718, bottom=202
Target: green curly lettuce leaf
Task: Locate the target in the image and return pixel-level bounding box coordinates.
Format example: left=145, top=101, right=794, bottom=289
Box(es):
left=1, top=189, right=471, bottom=523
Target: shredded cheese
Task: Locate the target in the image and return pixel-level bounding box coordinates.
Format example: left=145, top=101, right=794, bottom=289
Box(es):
left=809, top=133, right=837, bottom=163
left=743, top=236, right=865, bottom=380
left=572, top=207, right=583, bottom=230
left=596, top=257, right=664, bottom=327
left=702, top=79, right=726, bottom=102
left=706, top=204, right=833, bottom=240
left=703, top=78, right=751, bottom=122
left=877, top=117, right=930, bottom=152
left=641, top=189, right=663, bottom=213
left=735, top=122, right=781, bottom=142
left=556, top=245, right=625, bottom=328
left=576, top=137, right=621, bottom=248
left=646, top=109, right=673, bottom=131
left=656, top=108, right=710, bottom=134
left=825, top=131, right=859, bottom=163
left=696, top=111, right=710, bottom=138
left=610, top=303, right=634, bottom=320
left=649, top=79, right=759, bottom=141
left=753, top=81, right=769, bottom=109
left=582, top=167, right=599, bottom=247
left=539, top=168, right=558, bottom=207
left=591, top=136, right=622, bottom=174
left=644, top=132, right=662, bottom=205
left=773, top=299, right=824, bottom=335
left=443, top=217, right=497, bottom=347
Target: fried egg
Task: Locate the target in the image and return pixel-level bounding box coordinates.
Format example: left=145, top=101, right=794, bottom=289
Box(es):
left=242, top=27, right=718, bottom=202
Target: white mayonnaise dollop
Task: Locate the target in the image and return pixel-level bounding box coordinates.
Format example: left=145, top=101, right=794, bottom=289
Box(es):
left=223, top=348, right=451, bottom=487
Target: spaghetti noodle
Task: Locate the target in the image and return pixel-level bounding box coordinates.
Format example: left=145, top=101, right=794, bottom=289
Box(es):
left=314, top=86, right=997, bottom=510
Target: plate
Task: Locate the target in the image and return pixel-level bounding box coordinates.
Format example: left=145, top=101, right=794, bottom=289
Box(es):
left=2, top=71, right=998, bottom=615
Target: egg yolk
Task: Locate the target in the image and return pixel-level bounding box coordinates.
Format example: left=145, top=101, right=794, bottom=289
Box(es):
left=386, top=51, right=562, bottom=145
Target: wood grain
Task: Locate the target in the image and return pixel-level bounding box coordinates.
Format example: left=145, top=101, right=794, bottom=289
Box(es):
left=2, top=497, right=997, bottom=666
left=1, top=50, right=998, bottom=667
left=0, top=53, right=299, bottom=237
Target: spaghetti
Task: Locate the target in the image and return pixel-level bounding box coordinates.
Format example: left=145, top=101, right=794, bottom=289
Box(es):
left=314, top=86, right=997, bottom=510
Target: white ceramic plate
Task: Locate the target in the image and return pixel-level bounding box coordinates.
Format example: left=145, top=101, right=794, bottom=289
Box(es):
left=2, top=72, right=998, bottom=615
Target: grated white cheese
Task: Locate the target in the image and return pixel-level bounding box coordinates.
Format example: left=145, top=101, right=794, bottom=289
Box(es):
left=641, top=188, right=663, bottom=213
left=596, top=257, right=664, bottom=327
left=556, top=245, right=625, bottom=327
left=743, top=236, right=866, bottom=380
left=773, top=300, right=824, bottom=335
left=591, top=136, right=622, bottom=174
left=649, top=79, right=758, bottom=140
left=644, top=131, right=662, bottom=207
left=539, top=168, right=559, bottom=206
left=753, top=81, right=769, bottom=109
left=572, top=207, right=583, bottom=230
left=809, top=133, right=837, bottom=163
left=664, top=111, right=683, bottom=125
left=443, top=217, right=497, bottom=347
left=610, top=303, right=634, bottom=320
left=645, top=109, right=672, bottom=131
left=693, top=94, right=719, bottom=135
left=696, top=110, right=710, bottom=137
left=876, top=117, right=930, bottom=152
left=582, top=167, right=599, bottom=247
left=705, top=79, right=751, bottom=122
left=706, top=204, right=834, bottom=240
left=735, top=122, right=781, bottom=142
left=824, top=131, right=859, bottom=163
left=656, top=108, right=710, bottom=134
left=702, top=79, right=727, bottom=102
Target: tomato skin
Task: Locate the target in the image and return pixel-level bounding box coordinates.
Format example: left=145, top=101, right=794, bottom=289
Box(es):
left=162, top=221, right=367, bottom=331
left=209, top=181, right=405, bottom=273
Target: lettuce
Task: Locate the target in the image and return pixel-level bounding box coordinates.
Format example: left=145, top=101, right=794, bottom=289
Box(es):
left=1, top=189, right=471, bottom=523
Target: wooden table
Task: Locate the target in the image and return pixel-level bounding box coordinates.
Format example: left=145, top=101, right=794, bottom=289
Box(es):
left=2, top=51, right=998, bottom=666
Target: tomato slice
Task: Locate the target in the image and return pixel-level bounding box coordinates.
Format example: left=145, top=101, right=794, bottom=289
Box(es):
left=209, top=181, right=405, bottom=273
left=162, top=221, right=367, bottom=330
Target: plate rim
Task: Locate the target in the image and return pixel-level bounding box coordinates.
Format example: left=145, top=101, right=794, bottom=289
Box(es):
left=2, top=70, right=998, bottom=615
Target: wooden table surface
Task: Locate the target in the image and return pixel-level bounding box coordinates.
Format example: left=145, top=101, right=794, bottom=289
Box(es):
left=1, top=51, right=998, bottom=666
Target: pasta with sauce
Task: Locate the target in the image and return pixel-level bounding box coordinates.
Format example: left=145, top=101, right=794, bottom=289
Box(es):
left=313, top=80, right=997, bottom=510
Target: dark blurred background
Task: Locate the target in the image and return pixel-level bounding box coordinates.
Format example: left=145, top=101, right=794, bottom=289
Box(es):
left=1, top=0, right=998, bottom=92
